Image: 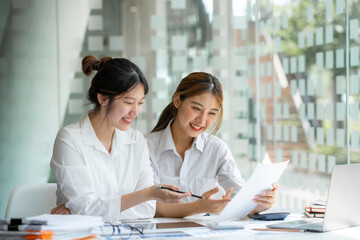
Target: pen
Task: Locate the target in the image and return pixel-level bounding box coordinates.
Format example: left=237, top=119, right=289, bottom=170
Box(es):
left=252, top=228, right=305, bottom=232
left=156, top=186, right=203, bottom=199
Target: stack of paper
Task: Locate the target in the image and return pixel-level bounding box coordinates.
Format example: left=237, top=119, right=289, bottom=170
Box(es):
left=0, top=214, right=103, bottom=239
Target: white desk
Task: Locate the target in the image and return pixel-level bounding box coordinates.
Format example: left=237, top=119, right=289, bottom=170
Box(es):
left=138, top=217, right=360, bottom=240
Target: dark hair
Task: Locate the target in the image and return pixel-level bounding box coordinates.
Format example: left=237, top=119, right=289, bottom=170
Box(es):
left=82, top=55, right=149, bottom=111
left=151, top=72, right=223, bottom=135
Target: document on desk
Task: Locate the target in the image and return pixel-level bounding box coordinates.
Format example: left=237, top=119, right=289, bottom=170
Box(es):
left=215, top=160, right=289, bottom=222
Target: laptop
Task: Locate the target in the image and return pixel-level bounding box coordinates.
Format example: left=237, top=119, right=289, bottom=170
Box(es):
left=267, top=163, right=360, bottom=232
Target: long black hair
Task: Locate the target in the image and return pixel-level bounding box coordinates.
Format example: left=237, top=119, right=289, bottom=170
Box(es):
left=82, top=55, right=149, bottom=111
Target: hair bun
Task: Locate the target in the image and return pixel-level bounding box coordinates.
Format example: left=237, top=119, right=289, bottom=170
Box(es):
left=82, top=55, right=113, bottom=76
left=82, top=55, right=99, bottom=76
left=93, top=61, right=100, bottom=71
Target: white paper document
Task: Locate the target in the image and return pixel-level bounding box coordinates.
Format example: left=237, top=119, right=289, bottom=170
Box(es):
left=215, top=161, right=289, bottom=222
left=24, top=214, right=103, bottom=231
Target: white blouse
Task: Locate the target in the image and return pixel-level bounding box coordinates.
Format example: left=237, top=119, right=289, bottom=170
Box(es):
left=146, top=122, right=246, bottom=203
left=50, top=114, right=155, bottom=222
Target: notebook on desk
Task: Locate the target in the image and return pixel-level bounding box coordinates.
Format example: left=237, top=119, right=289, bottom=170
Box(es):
left=267, top=163, right=360, bottom=232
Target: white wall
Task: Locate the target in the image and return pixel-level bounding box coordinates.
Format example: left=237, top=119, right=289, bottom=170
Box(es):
left=0, top=0, right=90, bottom=217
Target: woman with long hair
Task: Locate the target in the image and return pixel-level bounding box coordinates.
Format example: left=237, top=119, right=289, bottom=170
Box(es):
left=147, top=72, right=278, bottom=217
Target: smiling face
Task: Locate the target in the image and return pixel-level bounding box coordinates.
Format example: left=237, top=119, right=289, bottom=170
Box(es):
left=105, top=84, right=145, bottom=131
left=172, top=92, right=220, bottom=138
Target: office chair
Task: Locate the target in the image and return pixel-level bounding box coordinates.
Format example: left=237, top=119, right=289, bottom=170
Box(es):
left=5, top=183, right=57, bottom=218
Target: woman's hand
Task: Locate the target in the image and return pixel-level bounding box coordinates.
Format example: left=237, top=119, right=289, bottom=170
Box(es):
left=250, top=184, right=279, bottom=215
left=51, top=204, right=71, bottom=215
left=149, top=184, right=191, bottom=203
left=194, top=187, right=233, bottom=215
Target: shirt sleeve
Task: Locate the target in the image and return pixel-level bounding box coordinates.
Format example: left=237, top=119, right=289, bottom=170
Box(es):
left=216, top=141, right=246, bottom=197
left=119, top=136, right=156, bottom=220
left=50, top=130, right=122, bottom=222
left=147, top=138, right=161, bottom=185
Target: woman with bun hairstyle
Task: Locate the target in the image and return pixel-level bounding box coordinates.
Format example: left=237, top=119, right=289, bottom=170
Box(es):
left=50, top=56, right=190, bottom=221
left=147, top=72, right=278, bottom=217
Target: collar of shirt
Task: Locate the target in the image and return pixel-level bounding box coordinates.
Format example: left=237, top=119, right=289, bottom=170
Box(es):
left=80, top=113, right=136, bottom=156
left=156, top=119, right=205, bottom=156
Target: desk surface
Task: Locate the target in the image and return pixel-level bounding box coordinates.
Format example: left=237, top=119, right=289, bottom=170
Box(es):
left=138, top=216, right=360, bottom=240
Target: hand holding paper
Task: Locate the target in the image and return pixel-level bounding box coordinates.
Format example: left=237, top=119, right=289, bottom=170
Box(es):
left=215, top=160, right=289, bottom=222
left=251, top=183, right=279, bottom=214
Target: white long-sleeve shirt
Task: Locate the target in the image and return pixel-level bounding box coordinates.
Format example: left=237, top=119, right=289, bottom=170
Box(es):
left=50, top=114, right=155, bottom=222
left=146, top=122, right=246, bottom=202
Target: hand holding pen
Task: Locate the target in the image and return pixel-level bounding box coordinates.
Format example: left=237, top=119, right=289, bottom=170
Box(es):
left=157, top=185, right=204, bottom=199
left=155, top=185, right=233, bottom=215
left=152, top=184, right=192, bottom=203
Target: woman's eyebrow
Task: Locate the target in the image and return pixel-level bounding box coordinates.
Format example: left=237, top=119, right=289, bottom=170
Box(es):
left=190, top=101, right=219, bottom=111
left=190, top=101, right=203, bottom=107
left=123, top=96, right=145, bottom=100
